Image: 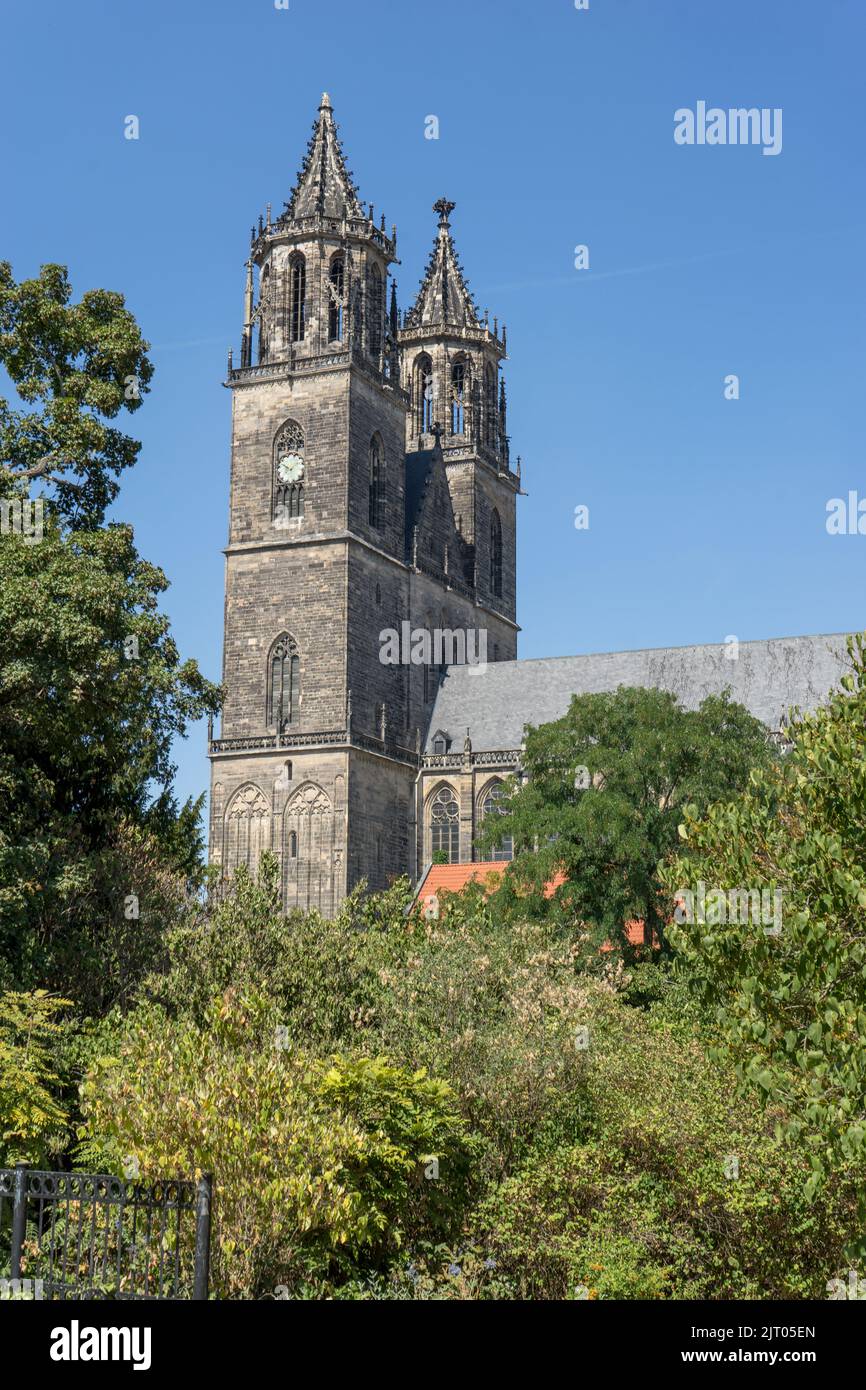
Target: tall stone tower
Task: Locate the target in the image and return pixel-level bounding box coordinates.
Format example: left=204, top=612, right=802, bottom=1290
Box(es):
left=399, top=197, right=518, bottom=639
left=209, top=95, right=521, bottom=913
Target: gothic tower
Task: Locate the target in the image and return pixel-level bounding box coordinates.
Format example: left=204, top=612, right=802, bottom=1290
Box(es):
left=209, top=96, right=521, bottom=912
left=399, top=198, right=519, bottom=632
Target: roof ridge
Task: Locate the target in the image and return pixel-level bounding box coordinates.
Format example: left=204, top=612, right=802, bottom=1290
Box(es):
left=440, top=632, right=851, bottom=674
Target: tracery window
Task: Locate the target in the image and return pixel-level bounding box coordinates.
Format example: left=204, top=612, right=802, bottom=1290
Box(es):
left=289, top=254, right=306, bottom=342
left=368, top=434, right=383, bottom=529
left=258, top=264, right=271, bottom=362
left=481, top=781, right=513, bottom=861
left=485, top=363, right=497, bottom=446
left=224, top=784, right=270, bottom=879
left=267, top=632, right=300, bottom=730
left=328, top=256, right=344, bottom=341
left=367, top=263, right=383, bottom=357
left=416, top=355, right=434, bottom=433
left=451, top=359, right=466, bottom=434
left=430, top=785, right=460, bottom=862
left=273, top=419, right=305, bottom=520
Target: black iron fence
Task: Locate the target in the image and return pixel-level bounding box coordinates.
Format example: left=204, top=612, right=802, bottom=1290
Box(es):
left=0, top=1166, right=212, bottom=1300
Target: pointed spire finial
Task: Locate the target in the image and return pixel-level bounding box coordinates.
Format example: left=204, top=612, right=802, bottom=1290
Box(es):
left=433, top=197, right=455, bottom=226
left=405, top=200, right=481, bottom=330
left=282, top=92, right=364, bottom=224
left=389, top=279, right=398, bottom=333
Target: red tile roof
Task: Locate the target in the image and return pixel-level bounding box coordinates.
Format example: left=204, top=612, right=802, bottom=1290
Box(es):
left=418, top=861, right=507, bottom=897
left=414, top=863, right=656, bottom=948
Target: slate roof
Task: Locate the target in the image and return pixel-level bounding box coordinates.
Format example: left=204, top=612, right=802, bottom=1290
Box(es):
left=404, top=447, right=438, bottom=549
left=425, top=633, right=852, bottom=752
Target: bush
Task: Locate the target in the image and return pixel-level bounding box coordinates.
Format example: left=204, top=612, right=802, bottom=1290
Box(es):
left=662, top=632, right=866, bottom=1223
left=472, top=986, right=856, bottom=1300
left=148, top=858, right=411, bottom=1051
left=126, top=856, right=860, bottom=1299
left=79, top=990, right=473, bottom=1298
left=0, top=990, right=70, bottom=1165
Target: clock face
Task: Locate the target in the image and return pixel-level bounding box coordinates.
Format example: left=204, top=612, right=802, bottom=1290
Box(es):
left=277, top=453, right=304, bottom=485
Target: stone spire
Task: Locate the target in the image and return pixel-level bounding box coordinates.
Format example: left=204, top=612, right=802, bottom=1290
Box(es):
left=405, top=199, right=483, bottom=330
left=281, top=93, right=365, bottom=223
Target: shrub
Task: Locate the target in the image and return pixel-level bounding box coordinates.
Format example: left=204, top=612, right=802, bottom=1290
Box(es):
left=79, top=990, right=472, bottom=1298
left=0, top=990, right=70, bottom=1165
left=472, top=986, right=856, bottom=1300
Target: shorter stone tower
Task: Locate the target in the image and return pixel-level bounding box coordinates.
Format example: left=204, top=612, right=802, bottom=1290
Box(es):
left=399, top=199, right=518, bottom=632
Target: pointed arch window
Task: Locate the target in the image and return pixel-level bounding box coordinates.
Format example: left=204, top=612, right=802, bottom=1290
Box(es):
left=451, top=359, right=466, bottom=435
left=430, top=785, right=460, bottom=863
left=258, top=264, right=271, bottom=363
left=423, top=661, right=441, bottom=705
left=224, top=784, right=271, bottom=879
left=416, top=355, right=434, bottom=433
left=289, top=254, right=306, bottom=342
left=485, top=363, right=497, bottom=446
left=328, top=256, right=344, bottom=341
left=267, top=633, right=300, bottom=730
left=368, top=434, right=383, bottom=529
left=490, top=508, right=503, bottom=598
left=273, top=419, right=305, bottom=521
left=480, top=781, right=513, bottom=862
left=283, top=780, right=335, bottom=915
left=367, top=263, right=383, bottom=357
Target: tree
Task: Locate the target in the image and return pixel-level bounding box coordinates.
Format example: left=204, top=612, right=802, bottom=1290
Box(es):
left=662, top=634, right=866, bottom=1245
left=479, top=686, right=775, bottom=949
left=0, top=512, right=220, bottom=1009
left=0, top=262, right=153, bottom=529
left=0, top=263, right=219, bottom=1010
left=0, top=990, right=70, bottom=1165
left=79, top=991, right=473, bottom=1298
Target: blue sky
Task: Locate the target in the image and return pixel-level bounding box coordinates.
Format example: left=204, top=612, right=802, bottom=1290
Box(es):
left=2, top=0, right=864, bottom=810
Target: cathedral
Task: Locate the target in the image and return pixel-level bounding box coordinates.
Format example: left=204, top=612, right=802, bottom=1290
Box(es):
left=208, top=94, right=849, bottom=915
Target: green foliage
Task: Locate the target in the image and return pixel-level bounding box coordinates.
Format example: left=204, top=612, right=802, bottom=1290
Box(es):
left=147, top=857, right=412, bottom=1048
left=0, top=498, right=219, bottom=1010
left=359, top=902, right=608, bottom=1175
left=662, top=633, right=866, bottom=1233
left=79, top=990, right=472, bottom=1299
left=0, top=262, right=153, bottom=528
left=0, top=264, right=219, bottom=1011
left=125, top=849, right=860, bottom=1297
left=316, top=1054, right=476, bottom=1247
left=479, top=685, right=775, bottom=948
left=453, top=983, right=854, bottom=1301
left=0, top=990, right=70, bottom=1164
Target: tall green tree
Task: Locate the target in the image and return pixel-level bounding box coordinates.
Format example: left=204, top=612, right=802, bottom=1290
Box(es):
left=0, top=504, right=219, bottom=1010
left=0, top=990, right=70, bottom=1165
left=662, top=634, right=866, bottom=1245
left=0, top=262, right=153, bottom=528
left=480, top=686, right=775, bottom=949
left=0, top=263, right=219, bottom=1011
